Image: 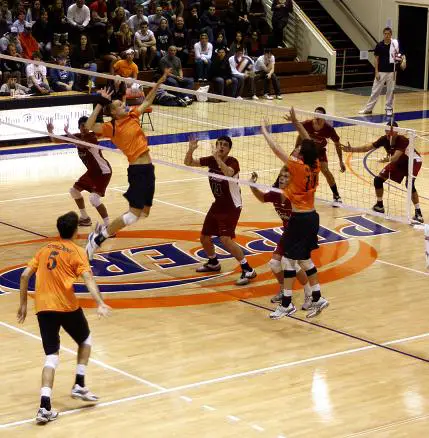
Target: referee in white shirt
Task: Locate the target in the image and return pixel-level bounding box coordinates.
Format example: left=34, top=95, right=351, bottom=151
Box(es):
left=359, top=27, right=402, bottom=116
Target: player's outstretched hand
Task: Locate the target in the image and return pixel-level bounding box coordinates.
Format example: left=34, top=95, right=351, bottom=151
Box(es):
left=99, top=87, right=113, bottom=101
left=46, top=118, right=54, bottom=134
left=250, top=171, right=258, bottom=182
left=283, top=107, right=297, bottom=123
left=17, top=304, right=27, bottom=324
left=342, top=142, right=352, bottom=153
left=260, top=118, right=271, bottom=136
left=188, top=135, right=199, bottom=151
left=97, top=303, right=112, bottom=318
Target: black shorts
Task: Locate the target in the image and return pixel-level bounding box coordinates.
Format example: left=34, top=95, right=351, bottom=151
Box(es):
left=37, top=307, right=90, bottom=355
left=283, top=211, right=319, bottom=260
left=124, top=163, right=155, bottom=209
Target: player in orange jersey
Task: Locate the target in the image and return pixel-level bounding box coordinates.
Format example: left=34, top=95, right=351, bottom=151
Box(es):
left=261, top=107, right=329, bottom=319
left=17, top=211, right=111, bottom=424
left=84, top=69, right=171, bottom=260
left=250, top=167, right=313, bottom=308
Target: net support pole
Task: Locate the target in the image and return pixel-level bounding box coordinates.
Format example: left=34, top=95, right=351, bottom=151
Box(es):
left=406, top=129, right=416, bottom=224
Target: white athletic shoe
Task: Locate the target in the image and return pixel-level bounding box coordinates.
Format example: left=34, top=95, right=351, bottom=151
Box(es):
left=358, top=109, right=372, bottom=115
left=85, top=231, right=100, bottom=261
left=251, top=95, right=259, bottom=100
left=236, top=96, right=243, bottom=100
left=306, top=297, right=329, bottom=318
left=276, top=95, right=283, bottom=100
left=36, top=407, right=58, bottom=424
left=270, top=289, right=283, bottom=303
left=264, top=94, right=273, bottom=100
left=236, top=269, right=257, bottom=285
left=71, top=384, right=99, bottom=402
left=333, top=196, right=342, bottom=208
left=301, top=294, right=313, bottom=311
left=269, top=303, right=296, bottom=319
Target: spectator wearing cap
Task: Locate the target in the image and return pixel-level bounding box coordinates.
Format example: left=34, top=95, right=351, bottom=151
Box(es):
left=134, top=21, right=156, bottom=70
left=12, top=9, right=30, bottom=33
left=209, top=47, right=238, bottom=97
left=19, top=22, right=40, bottom=59
left=171, top=16, right=189, bottom=66
left=26, top=50, right=50, bottom=94
left=71, top=33, right=97, bottom=89
left=0, top=27, right=23, bottom=53
left=194, top=32, right=212, bottom=82
left=229, top=47, right=257, bottom=100
left=50, top=54, right=75, bottom=91
left=113, top=48, right=138, bottom=80
left=3, top=43, right=23, bottom=83
left=254, top=48, right=282, bottom=100
left=67, top=0, right=91, bottom=42
left=32, top=10, right=53, bottom=59
left=0, top=1, right=13, bottom=25
left=159, top=45, right=193, bottom=103
left=127, top=4, right=148, bottom=33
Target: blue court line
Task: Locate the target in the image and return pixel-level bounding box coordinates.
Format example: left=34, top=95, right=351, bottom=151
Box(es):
left=0, top=109, right=428, bottom=157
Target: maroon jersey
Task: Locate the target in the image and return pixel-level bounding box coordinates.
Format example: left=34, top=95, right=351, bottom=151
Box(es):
left=372, top=134, right=421, bottom=167
left=302, top=120, right=340, bottom=153
left=200, top=155, right=241, bottom=211
left=74, top=132, right=112, bottom=176
left=263, top=191, right=292, bottom=227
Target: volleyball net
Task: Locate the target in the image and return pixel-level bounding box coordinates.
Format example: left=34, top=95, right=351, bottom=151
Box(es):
left=0, top=53, right=421, bottom=224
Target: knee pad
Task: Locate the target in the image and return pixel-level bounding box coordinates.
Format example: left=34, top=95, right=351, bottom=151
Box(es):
left=122, top=211, right=139, bottom=226
left=268, top=258, right=282, bottom=274
left=374, top=176, right=385, bottom=189
left=281, top=257, right=298, bottom=278
left=298, top=259, right=317, bottom=277
left=44, top=354, right=59, bottom=370
left=82, top=334, right=92, bottom=346
left=69, top=187, right=82, bottom=200
left=89, top=192, right=102, bottom=208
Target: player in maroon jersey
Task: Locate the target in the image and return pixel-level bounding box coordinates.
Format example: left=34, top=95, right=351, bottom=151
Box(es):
left=249, top=166, right=313, bottom=309
left=296, top=107, right=345, bottom=206
left=184, top=136, right=257, bottom=285
left=47, top=116, right=112, bottom=227
left=343, top=121, right=424, bottom=223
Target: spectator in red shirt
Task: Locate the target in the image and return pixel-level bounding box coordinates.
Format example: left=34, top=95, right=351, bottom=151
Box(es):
left=19, top=22, right=39, bottom=59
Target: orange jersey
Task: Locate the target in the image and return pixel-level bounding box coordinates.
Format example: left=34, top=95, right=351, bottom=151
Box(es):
left=101, top=109, right=149, bottom=163
left=284, top=155, right=320, bottom=211
left=28, top=239, right=91, bottom=313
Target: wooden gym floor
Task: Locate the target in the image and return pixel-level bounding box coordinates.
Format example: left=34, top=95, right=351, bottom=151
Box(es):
left=1, top=89, right=429, bottom=437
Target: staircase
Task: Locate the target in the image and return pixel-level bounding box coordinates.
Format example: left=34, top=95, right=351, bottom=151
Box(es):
left=293, top=0, right=375, bottom=88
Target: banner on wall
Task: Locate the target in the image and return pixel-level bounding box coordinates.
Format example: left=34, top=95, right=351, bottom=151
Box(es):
left=0, top=103, right=93, bottom=141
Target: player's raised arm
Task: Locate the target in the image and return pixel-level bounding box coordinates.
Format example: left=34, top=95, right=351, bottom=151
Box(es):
left=284, top=107, right=310, bottom=140
left=249, top=172, right=266, bottom=202
left=137, top=68, right=172, bottom=114
left=86, top=87, right=113, bottom=134
left=17, top=266, right=35, bottom=323
left=213, top=150, right=235, bottom=177
left=184, top=137, right=202, bottom=167
left=81, top=271, right=111, bottom=318
left=342, top=141, right=375, bottom=153
left=261, top=118, right=289, bottom=164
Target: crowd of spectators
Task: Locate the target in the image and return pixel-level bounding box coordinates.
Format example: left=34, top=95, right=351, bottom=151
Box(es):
left=0, top=0, right=293, bottom=99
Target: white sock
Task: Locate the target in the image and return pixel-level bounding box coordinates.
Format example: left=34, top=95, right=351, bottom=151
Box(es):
left=41, top=387, right=52, bottom=398
left=79, top=209, right=89, bottom=219
left=283, top=289, right=292, bottom=297
left=240, top=258, right=248, bottom=265
left=101, top=227, right=109, bottom=238
left=76, top=364, right=86, bottom=376
left=415, top=203, right=420, bottom=210
left=103, top=217, right=110, bottom=227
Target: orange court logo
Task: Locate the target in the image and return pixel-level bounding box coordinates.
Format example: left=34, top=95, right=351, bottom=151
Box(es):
left=0, top=215, right=395, bottom=308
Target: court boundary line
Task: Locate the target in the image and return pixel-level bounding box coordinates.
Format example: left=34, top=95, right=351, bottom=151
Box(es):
left=2, top=319, right=429, bottom=429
